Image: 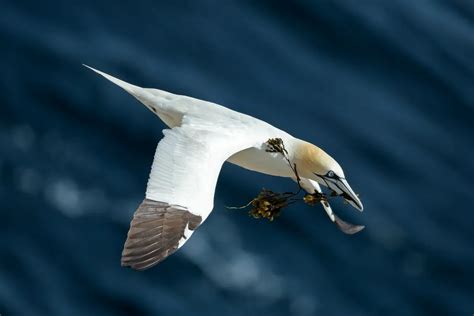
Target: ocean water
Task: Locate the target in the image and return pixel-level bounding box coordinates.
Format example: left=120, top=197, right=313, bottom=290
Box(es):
left=1, top=1, right=473, bottom=315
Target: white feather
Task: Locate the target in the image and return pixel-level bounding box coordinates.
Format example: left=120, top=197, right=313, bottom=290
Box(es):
left=86, top=66, right=299, bottom=224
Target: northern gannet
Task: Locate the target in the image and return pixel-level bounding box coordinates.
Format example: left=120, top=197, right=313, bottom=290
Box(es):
left=85, top=65, right=364, bottom=271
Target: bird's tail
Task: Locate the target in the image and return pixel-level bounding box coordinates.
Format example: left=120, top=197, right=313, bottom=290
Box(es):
left=83, top=64, right=145, bottom=96
left=83, top=65, right=174, bottom=117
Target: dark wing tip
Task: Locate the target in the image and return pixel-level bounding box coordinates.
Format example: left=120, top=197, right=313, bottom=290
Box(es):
left=121, top=199, right=202, bottom=271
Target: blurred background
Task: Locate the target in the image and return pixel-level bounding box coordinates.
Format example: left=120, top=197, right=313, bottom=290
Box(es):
left=1, top=1, right=473, bottom=315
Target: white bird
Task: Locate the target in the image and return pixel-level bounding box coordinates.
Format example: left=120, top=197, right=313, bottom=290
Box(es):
left=85, top=65, right=364, bottom=270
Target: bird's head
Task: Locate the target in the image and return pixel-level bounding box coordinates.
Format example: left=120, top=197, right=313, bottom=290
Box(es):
left=294, top=141, right=363, bottom=211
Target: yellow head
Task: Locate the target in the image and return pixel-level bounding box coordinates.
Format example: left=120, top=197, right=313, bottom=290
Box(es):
left=293, top=141, right=343, bottom=178
left=293, top=140, right=363, bottom=211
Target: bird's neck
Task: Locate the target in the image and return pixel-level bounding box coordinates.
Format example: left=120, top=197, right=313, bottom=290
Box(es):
left=227, top=137, right=301, bottom=178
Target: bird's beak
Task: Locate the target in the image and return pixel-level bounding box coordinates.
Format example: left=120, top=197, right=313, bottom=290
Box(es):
left=326, top=178, right=363, bottom=211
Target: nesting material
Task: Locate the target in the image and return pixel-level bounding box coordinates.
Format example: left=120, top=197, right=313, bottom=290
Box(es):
left=248, top=189, right=293, bottom=221
left=228, top=138, right=364, bottom=234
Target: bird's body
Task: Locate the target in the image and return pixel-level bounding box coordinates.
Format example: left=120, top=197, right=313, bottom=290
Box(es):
left=85, top=65, right=364, bottom=270
left=150, top=89, right=299, bottom=178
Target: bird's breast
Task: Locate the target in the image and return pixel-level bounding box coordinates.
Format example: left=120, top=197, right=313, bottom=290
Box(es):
left=227, top=147, right=294, bottom=178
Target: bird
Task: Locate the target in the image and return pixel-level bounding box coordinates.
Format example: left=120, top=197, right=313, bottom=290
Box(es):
left=85, top=65, right=364, bottom=271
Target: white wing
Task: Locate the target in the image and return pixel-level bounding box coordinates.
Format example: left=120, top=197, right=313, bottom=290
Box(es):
left=122, top=114, right=264, bottom=270
left=146, top=114, right=261, bottom=218
left=84, top=65, right=283, bottom=269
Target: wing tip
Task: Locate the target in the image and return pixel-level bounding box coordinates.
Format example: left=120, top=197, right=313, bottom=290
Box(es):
left=120, top=199, right=202, bottom=271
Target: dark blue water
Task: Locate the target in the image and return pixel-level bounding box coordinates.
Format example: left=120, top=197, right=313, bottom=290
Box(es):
left=1, top=1, right=473, bottom=315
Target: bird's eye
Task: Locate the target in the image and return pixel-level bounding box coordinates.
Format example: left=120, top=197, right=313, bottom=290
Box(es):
left=327, top=170, right=335, bottom=178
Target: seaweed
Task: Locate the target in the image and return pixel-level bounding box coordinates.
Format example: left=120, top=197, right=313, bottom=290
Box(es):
left=227, top=138, right=364, bottom=234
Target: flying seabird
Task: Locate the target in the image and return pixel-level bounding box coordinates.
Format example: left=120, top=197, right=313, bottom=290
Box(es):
left=85, top=65, right=364, bottom=271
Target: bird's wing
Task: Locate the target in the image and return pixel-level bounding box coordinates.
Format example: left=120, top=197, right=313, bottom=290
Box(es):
left=122, top=114, right=262, bottom=270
